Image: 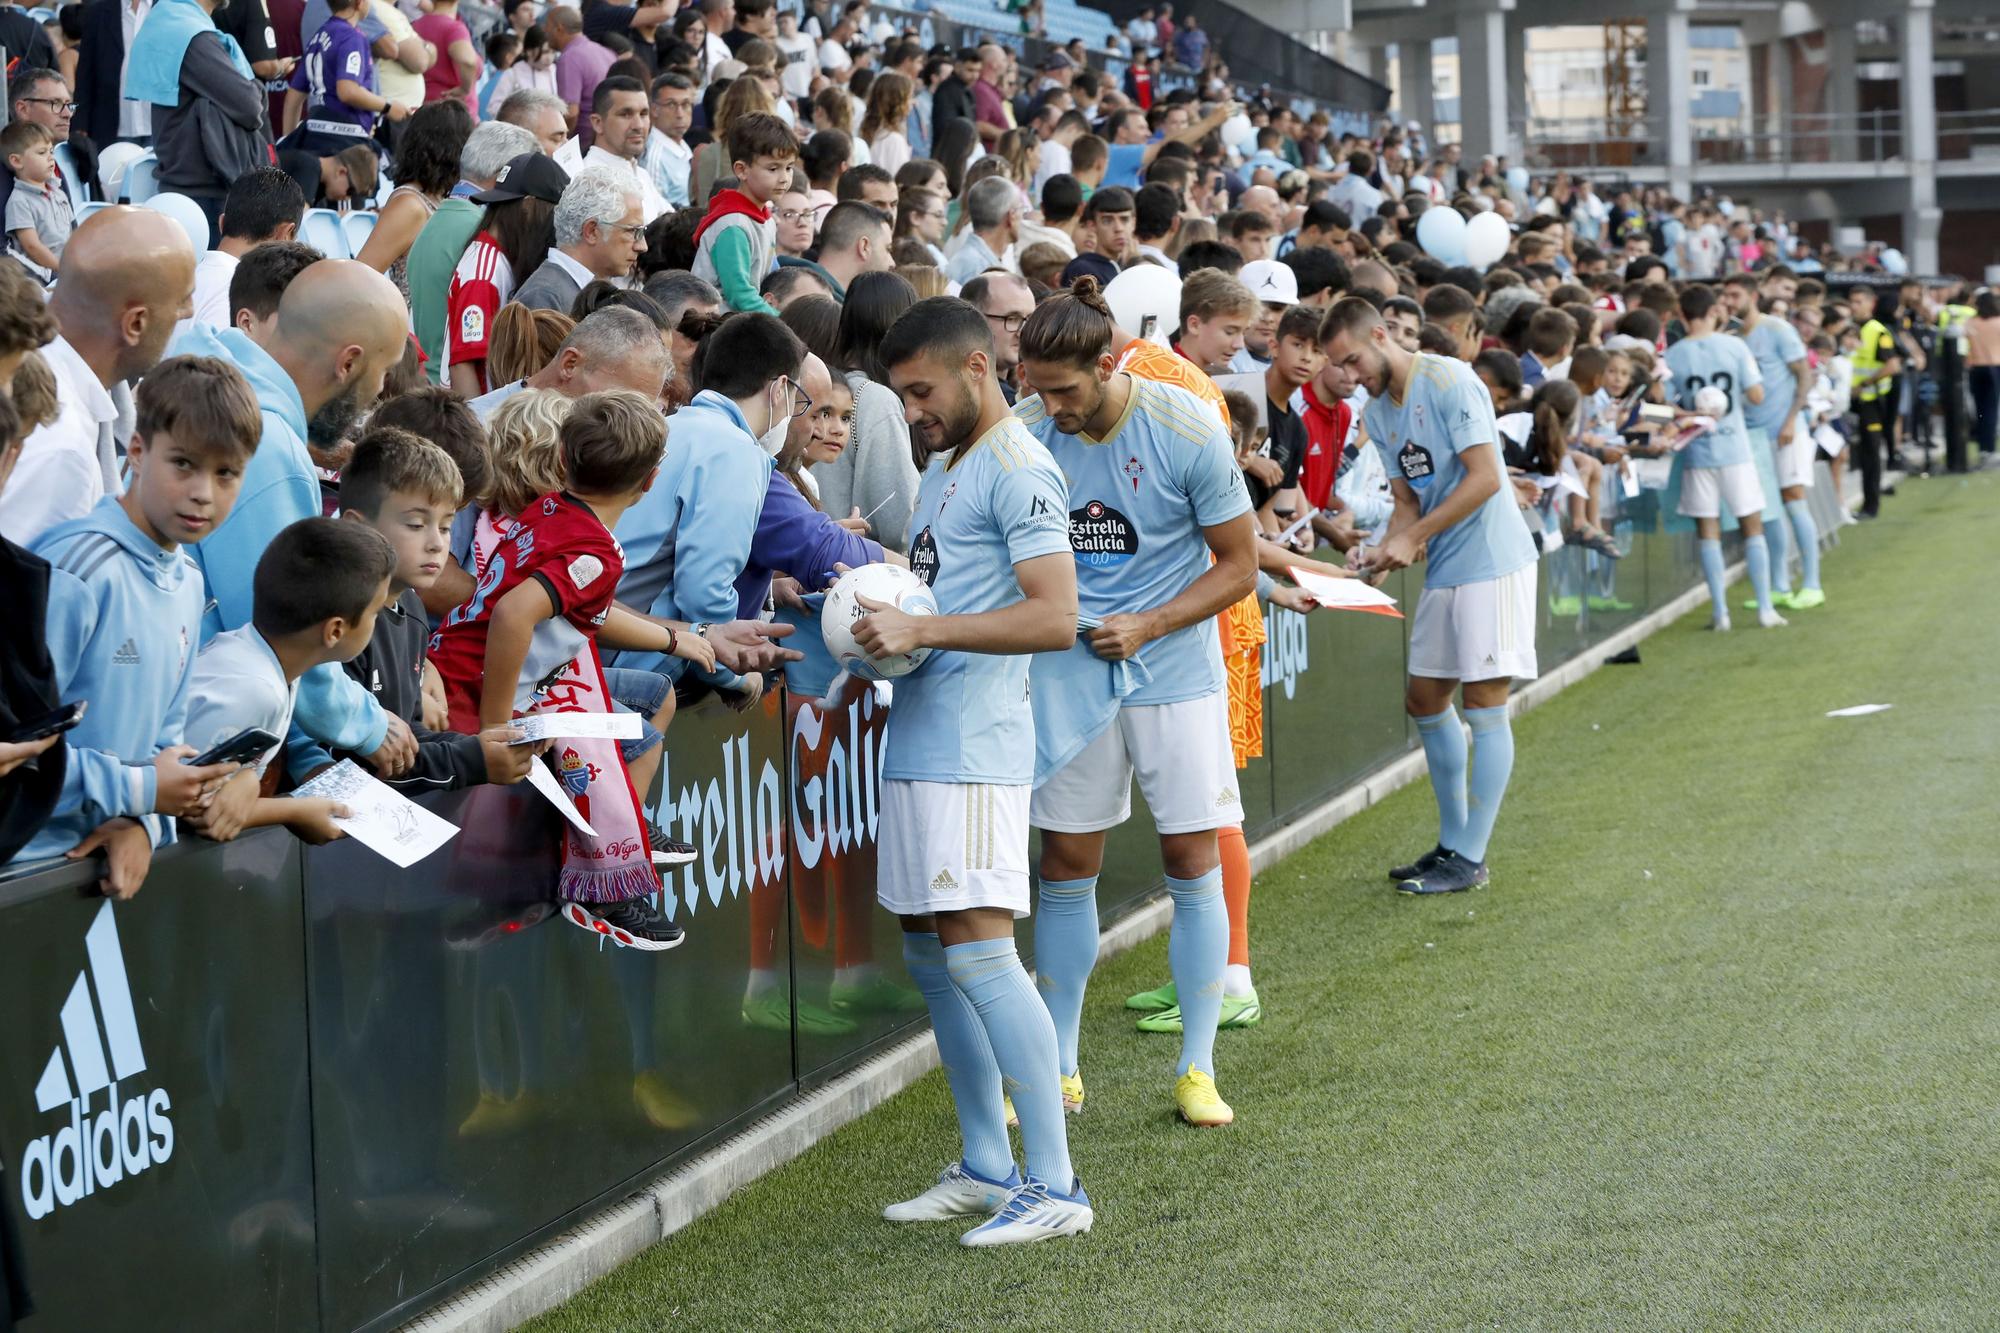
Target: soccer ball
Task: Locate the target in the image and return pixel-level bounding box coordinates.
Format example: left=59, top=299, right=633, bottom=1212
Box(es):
left=821, top=563, right=938, bottom=680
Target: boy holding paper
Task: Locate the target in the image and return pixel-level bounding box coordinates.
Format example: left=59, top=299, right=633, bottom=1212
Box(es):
left=188, top=519, right=398, bottom=845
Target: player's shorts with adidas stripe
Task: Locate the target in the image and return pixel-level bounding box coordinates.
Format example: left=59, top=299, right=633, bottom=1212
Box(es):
left=877, top=780, right=1031, bottom=918
left=1408, top=561, right=1539, bottom=683
left=1029, top=691, right=1244, bottom=836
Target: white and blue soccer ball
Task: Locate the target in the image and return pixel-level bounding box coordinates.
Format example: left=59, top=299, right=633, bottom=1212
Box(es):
left=821, top=563, right=938, bottom=680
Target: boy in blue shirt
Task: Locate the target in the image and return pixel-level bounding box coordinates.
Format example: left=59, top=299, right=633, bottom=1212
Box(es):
left=19, top=358, right=264, bottom=894
left=1663, top=284, right=1783, bottom=630
left=857, top=297, right=1089, bottom=1246
left=1015, top=277, right=1259, bottom=1130
left=1321, top=298, right=1540, bottom=897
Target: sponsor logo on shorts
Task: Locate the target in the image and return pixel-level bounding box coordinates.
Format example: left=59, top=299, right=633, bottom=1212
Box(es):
left=1069, top=500, right=1140, bottom=568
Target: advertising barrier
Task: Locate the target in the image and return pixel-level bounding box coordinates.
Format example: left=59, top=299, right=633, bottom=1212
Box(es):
left=2, top=535, right=1726, bottom=1331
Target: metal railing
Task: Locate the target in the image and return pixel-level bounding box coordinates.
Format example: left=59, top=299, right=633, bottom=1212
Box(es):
left=1513, top=108, right=2000, bottom=173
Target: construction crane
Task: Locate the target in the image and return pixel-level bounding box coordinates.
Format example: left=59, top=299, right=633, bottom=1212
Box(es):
left=1604, top=19, right=1645, bottom=142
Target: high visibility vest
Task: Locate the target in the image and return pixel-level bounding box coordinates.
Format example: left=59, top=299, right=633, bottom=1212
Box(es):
left=1853, top=318, right=1896, bottom=401
left=1938, top=303, right=1975, bottom=332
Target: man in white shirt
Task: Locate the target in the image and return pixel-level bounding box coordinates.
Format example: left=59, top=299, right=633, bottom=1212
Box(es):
left=118, top=0, right=155, bottom=141
left=0, top=209, right=195, bottom=545
left=178, top=168, right=307, bottom=337
left=555, top=75, right=668, bottom=221
left=1327, top=151, right=1384, bottom=222
left=773, top=6, right=816, bottom=100
left=642, top=71, right=695, bottom=210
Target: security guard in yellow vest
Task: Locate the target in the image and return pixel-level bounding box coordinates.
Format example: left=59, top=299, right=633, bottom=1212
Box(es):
left=1848, top=284, right=1901, bottom=518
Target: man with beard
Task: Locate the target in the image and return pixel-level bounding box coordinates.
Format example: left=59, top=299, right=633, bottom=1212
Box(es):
left=860, top=296, right=1089, bottom=1245
left=1321, top=297, right=1538, bottom=896
left=177, top=259, right=419, bottom=776
left=1013, top=276, right=1258, bottom=1131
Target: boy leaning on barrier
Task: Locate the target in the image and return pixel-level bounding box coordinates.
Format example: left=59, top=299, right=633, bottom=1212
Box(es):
left=14, top=358, right=264, bottom=895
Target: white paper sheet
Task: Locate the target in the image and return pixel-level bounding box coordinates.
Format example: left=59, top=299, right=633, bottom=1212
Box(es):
left=506, top=711, right=644, bottom=745
left=1619, top=460, right=1641, bottom=499
left=1277, top=507, right=1318, bottom=543
left=1825, top=704, right=1893, bottom=718
left=294, top=760, right=458, bottom=867
left=525, top=760, right=599, bottom=836
left=1287, top=563, right=1404, bottom=618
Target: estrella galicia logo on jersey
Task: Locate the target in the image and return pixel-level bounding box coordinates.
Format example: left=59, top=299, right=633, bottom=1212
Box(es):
left=1398, top=439, right=1436, bottom=489
left=1069, top=500, right=1140, bottom=567
left=910, top=525, right=940, bottom=586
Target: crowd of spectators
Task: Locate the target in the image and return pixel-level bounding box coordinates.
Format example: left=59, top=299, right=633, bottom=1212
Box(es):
left=0, top=0, right=1994, bottom=918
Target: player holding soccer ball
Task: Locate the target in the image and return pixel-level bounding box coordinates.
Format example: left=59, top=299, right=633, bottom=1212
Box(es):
left=1014, top=277, right=1260, bottom=1129
left=857, top=297, right=1091, bottom=1246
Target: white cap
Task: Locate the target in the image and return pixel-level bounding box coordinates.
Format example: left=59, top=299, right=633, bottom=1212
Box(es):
left=1240, top=259, right=1298, bottom=306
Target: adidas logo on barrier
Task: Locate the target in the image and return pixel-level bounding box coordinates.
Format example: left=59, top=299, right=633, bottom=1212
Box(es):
left=111, top=638, right=140, bottom=666
left=930, top=869, right=960, bottom=893
left=16, top=902, right=174, bottom=1222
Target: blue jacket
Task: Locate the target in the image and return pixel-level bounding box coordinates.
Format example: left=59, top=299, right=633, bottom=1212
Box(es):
left=172, top=323, right=388, bottom=755
left=736, top=471, right=883, bottom=621
left=16, top=497, right=203, bottom=862
left=611, top=391, right=772, bottom=682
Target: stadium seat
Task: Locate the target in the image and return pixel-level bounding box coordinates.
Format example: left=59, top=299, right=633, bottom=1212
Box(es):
left=25, top=6, right=54, bottom=21
left=76, top=201, right=114, bottom=225
left=341, top=210, right=378, bottom=257
left=300, top=208, right=352, bottom=259
left=95, top=140, right=148, bottom=202
left=51, top=142, right=87, bottom=213
left=120, top=153, right=160, bottom=204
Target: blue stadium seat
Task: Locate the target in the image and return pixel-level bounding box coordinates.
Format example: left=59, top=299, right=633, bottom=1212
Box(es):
left=120, top=153, right=160, bottom=203
left=300, top=208, right=352, bottom=259
left=341, top=210, right=378, bottom=257
left=76, top=201, right=114, bottom=225
left=51, top=142, right=87, bottom=213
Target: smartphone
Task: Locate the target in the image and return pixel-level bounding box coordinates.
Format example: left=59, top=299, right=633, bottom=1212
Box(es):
left=185, top=727, right=280, bottom=768
left=4, top=700, right=86, bottom=744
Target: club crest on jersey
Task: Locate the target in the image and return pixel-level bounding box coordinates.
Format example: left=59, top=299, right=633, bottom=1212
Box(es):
left=1412, top=402, right=1426, bottom=433
left=1398, top=439, right=1436, bottom=489
left=1123, top=456, right=1145, bottom=493
left=910, top=526, right=940, bottom=586
left=1069, top=500, right=1140, bottom=567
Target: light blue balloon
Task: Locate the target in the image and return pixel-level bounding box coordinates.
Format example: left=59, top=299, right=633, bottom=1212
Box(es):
left=1506, top=165, right=1530, bottom=194
left=1416, top=206, right=1467, bottom=264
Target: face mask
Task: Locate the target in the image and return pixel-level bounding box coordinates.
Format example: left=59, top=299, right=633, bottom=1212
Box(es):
left=758, top=378, right=792, bottom=457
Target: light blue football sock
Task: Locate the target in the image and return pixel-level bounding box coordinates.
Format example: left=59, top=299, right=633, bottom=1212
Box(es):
left=1698, top=538, right=1728, bottom=619
left=1765, top=503, right=1794, bottom=595
left=903, top=932, right=1012, bottom=1183
left=1786, top=498, right=1822, bottom=591
left=1744, top=532, right=1773, bottom=614
left=1413, top=708, right=1468, bottom=852
left=946, top=937, right=1072, bottom=1189
left=1033, top=876, right=1098, bottom=1078
left=1166, top=868, right=1227, bottom=1078
left=1459, top=705, right=1516, bottom=864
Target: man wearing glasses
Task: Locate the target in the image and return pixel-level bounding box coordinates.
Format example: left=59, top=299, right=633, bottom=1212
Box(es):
left=960, top=272, right=1035, bottom=402
left=515, top=165, right=648, bottom=311
left=1, top=71, right=92, bottom=228
left=643, top=72, right=696, bottom=209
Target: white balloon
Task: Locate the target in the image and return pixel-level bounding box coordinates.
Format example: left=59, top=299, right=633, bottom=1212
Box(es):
left=1102, top=263, right=1182, bottom=347
left=821, top=563, right=939, bottom=681
left=1505, top=165, right=1530, bottom=195
left=1221, top=112, right=1256, bottom=152
left=1462, top=210, right=1512, bottom=269
left=144, top=192, right=211, bottom=254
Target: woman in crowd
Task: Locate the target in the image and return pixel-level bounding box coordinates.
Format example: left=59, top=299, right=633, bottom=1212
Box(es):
left=446, top=168, right=560, bottom=396
left=822, top=269, right=922, bottom=549
left=995, top=128, right=1039, bottom=212
left=414, top=0, right=483, bottom=116
left=359, top=101, right=474, bottom=307
left=894, top=265, right=948, bottom=300
left=860, top=72, right=914, bottom=177
left=933, top=118, right=977, bottom=198
left=488, top=306, right=576, bottom=388
left=891, top=185, right=948, bottom=268
left=490, top=24, right=558, bottom=104
left=892, top=157, right=948, bottom=200
left=813, top=86, right=868, bottom=167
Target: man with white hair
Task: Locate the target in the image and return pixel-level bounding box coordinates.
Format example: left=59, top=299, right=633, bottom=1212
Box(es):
left=514, top=164, right=647, bottom=311
left=498, top=88, right=572, bottom=158
left=945, top=176, right=1019, bottom=285
left=409, top=120, right=541, bottom=380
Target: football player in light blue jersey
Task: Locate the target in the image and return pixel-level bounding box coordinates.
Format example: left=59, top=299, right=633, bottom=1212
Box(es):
left=1664, top=284, right=1784, bottom=630
left=852, top=297, right=1091, bottom=1247
left=1320, top=298, right=1539, bottom=897
left=1723, top=276, right=1824, bottom=610
left=1014, top=277, right=1259, bottom=1130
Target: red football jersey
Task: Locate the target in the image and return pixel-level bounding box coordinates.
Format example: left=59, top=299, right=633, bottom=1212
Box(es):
left=429, top=492, right=625, bottom=733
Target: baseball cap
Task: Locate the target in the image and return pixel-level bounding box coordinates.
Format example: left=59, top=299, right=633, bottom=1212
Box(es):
left=1042, top=50, right=1074, bottom=71
left=1240, top=259, right=1298, bottom=306
left=472, top=152, right=569, bottom=205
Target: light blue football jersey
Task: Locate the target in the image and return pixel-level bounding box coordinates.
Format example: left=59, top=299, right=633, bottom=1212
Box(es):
left=1017, top=375, right=1253, bottom=705
left=1742, top=317, right=1806, bottom=439
left=1364, top=352, right=1538, bottom=589
left=1665, top=332, right=1763, bottom=469
left=881, top=415, right=1072, bottom=785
